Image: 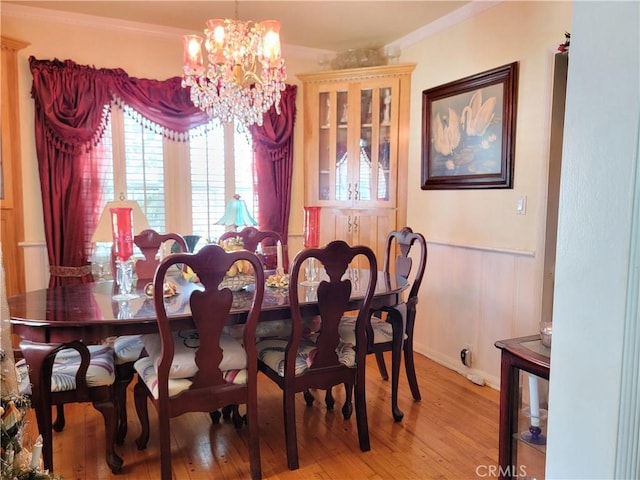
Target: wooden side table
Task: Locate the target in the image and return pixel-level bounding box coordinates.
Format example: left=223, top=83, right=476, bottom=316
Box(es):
left=495, top=335, right=551, bottom=480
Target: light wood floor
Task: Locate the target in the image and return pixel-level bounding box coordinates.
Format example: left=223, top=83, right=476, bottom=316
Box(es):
left=25, top=353, right=501, bottom=479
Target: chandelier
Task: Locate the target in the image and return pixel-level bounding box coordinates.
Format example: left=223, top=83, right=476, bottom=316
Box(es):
left=182, top=5, right=287, bottom=129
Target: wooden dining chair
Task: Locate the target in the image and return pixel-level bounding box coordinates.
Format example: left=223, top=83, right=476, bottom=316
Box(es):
left=17, top=340, right=123, bottom=473
left=256, top=240, right=377, bottom=470
left=132, top=244, right=265, bottom=480
left=47, top=231, right=192, bottom=448
left=338, top=227, right=427, bottom=421
left=219, top=226, right=288, bottom=271
left=112, top=229, right=188, bottom=443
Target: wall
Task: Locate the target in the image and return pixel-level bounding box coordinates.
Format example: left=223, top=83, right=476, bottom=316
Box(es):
left=401, top=1, right=572, bottom=384
left=2, top=2, right=573, bottom=386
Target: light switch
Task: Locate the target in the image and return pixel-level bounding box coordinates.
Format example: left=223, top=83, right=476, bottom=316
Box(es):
left=516, top=195, right=527, bottom=215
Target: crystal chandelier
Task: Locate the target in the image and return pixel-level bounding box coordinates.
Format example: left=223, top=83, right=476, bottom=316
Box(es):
left=181, top=4, right=287, bottom=129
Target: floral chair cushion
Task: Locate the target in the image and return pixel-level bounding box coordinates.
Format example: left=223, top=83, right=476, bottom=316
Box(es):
left=339, top=303, right=408, bottom=345
left=49, top=345, right=116, bottom=392
left=113, top=334, right=145, bottom=365
left=256, top=335, right=356, bottom=377
left=133, top=356, right=247, bottom=399
left=225, top=316, right=322, bottom=342
left=141, top=330, right=247, bottom=379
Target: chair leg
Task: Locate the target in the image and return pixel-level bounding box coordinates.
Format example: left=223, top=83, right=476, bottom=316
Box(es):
left=245, top=401, right=262, bottom=480
left=341, top=382, right=353, bottom=419
left=158, top=413, right=173, bottom=480
left=283, top=390, right=299, bottom=470
left=303, top=389, right=315, bottom=406
left=114, top=362, right=135, bottom=445
left=404, top=339, right=421, bottom=401
left=374, top=352, right=389, bottom=381
left=231, top=405, right=244, bottom=429
left=52, top=404, right=65, bottom=432
left=388, top=308, right=405, bottom=422
left=324, top=387, right=335, bottom=411
left=354, top=380, right=370, bottom=453
left=133, top=380, right=150, bottom=450
left=91, top=399, right=124, bottom=474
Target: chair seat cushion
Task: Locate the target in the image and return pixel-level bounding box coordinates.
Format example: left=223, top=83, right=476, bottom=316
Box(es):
left=134, top=356, right=247, bottom=399
left=141, top=330, right=247, bottom=379
left=256, top=336, right=356, bottom=377
left=51, top=345, right=116, bottom=392
left=224, top=316, right=322, bottom=342
left=339, top=303, right=408, bottom=345
left=113, top=335, right=145, bottom=364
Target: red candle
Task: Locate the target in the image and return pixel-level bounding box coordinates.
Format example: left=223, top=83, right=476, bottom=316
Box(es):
left=303, top=206, right=321, bottom=248
left=110, top=207, right=134, bottom=261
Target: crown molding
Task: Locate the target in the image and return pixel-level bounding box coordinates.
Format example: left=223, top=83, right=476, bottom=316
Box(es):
left=389, top=0, right=503, bottom=51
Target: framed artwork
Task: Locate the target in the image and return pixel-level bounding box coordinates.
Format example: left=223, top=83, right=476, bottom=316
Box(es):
left=421, top=62, right=519, bottom=190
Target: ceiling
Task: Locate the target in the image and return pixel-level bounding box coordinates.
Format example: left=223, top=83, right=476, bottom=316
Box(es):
left=4, top=1, right=472, bottom=53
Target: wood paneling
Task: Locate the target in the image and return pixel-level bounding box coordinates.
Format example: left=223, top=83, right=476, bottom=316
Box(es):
left=415, top=242, right=537, bottom=387
left=1, top=36, right=28, bottom=297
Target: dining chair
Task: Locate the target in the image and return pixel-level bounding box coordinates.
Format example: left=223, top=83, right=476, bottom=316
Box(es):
left=16, top=340, right=123, bottom=473
left=256, top=240, right=377, bottom=470
left=132, top=244, right=265, bottom=480
left=112, top=229, right=188, bottom=443
left=219, top=226, right=288, bottom=271
left=338, top=227, right=427, bottom=421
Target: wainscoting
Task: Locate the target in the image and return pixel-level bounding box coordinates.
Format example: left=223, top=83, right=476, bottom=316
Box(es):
left=414, top=241, right=539, bottom=388
left=20, top=241, right=48, bottom=291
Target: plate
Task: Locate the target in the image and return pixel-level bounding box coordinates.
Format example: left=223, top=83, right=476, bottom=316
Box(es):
left=220, top=273, right=255, bottom=291
left=144, top=281, right=179, bottom=298
left=266, top=273, right=289, bottom=288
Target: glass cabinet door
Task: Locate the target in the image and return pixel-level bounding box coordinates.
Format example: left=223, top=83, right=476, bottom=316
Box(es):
left=312, top=74, right=401, bottom=209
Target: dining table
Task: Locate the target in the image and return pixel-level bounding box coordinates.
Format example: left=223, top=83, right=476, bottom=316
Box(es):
left=8, top=268, right=408, bottom=473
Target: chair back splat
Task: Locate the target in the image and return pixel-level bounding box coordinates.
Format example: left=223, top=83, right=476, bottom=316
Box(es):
left=219, top=226, right=288, bottom=271
left=135, top=229, right=188, bottom=281
left=133, top=244, right=265, bottom=480
left=256, top=240, right=377, bottom=470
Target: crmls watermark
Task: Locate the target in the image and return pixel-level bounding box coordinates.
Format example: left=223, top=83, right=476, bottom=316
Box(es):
left=475, top=464, right=528, bottom=478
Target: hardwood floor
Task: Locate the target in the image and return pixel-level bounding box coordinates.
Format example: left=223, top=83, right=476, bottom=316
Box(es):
left=26, top=353, right=500, bottom=479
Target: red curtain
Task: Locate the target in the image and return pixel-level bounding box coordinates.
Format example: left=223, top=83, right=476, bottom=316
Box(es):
left=29, top=57, right=211, bottom=286
left=30, top=57, right=295, bottom=287
left=250, top=84, right=297, bottom=243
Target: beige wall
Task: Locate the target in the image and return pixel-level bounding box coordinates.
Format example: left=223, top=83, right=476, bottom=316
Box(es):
left=404, top=0, right=572, bottom=252
left=400, top=1, right=571, bottom=383
left=2, top=1, right=573, bottom=384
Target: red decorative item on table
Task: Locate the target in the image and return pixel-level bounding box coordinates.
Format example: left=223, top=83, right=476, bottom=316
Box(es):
left=110, top=207, right=134, bottom=260
left=110, top=207, right=137, bottom=299
left=303, top=206, right=321, bottom=248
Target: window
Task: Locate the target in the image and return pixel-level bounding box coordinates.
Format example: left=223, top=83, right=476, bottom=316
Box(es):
left=98, top=105, right=256, bottom=245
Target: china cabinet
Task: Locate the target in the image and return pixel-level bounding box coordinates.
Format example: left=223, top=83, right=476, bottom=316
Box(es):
left=298, top=64, right=415, bottom=260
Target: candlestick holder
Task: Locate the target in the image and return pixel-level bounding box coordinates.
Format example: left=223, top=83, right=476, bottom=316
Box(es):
left=520, top=406, right=548, bottom=445
left=110, top=207, right=139, bottom=300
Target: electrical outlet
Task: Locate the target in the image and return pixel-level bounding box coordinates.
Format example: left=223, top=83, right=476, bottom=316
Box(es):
left=460, top=346, right=472, bottom=368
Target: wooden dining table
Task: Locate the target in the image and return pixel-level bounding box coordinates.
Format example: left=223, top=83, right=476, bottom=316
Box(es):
left=8, top=268, right=407, bottom=473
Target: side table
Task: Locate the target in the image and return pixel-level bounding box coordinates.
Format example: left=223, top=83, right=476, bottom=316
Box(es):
left=495, top=335, right=551, bottom=480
